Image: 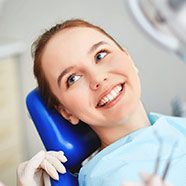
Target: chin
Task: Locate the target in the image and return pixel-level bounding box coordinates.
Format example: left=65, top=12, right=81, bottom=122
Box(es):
left=113, top=101, right=139, bottom=122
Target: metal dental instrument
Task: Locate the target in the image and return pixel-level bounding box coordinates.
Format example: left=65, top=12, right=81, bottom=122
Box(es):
left=162, top=140, right=178, bottom=180
left=153, top=130, right=163, bottom=175
left=144, top=131, right=177, bottom=185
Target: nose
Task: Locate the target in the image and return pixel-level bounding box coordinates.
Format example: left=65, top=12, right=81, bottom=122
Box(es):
left=89, top=75, right=108, bottom=90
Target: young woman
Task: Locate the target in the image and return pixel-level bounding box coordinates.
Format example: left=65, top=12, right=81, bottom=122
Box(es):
left=17, top=19, right=186, bottom=186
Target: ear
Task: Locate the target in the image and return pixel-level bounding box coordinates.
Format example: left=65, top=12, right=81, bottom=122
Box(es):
left=55, top=105, right=80, bottom=125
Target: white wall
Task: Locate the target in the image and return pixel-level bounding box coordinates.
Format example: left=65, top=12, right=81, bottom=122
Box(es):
left=1, top=0, right=186, bottom=158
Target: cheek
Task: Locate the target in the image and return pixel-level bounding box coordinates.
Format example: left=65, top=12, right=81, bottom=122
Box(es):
left=62, top=85, right=89, bottom=112
left=128, top=72, right=141, bottom=97
left=109, top=54, right=130, bottom=72
left=65, top=93, right=84, bottom=109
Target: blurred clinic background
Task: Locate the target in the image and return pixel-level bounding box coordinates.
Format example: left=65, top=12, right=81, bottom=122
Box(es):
left=0, top=0, right=186, bottom=185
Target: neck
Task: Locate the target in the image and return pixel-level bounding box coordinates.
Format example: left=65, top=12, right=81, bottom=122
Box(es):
left=92, top=101, right=150, bottom=150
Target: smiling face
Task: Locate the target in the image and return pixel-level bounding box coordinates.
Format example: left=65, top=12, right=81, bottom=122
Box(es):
left=41, top=27, right=141, bottom=128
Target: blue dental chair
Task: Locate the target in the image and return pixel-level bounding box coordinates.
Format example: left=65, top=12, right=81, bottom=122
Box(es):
left=26, top=88, right=101, bottom=186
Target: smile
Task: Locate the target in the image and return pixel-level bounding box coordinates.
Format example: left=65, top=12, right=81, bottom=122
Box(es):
left=96, top=83, right=125, bottom=108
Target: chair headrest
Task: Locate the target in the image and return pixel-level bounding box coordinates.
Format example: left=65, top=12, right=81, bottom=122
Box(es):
left=26, top=88, right=101, bottom=168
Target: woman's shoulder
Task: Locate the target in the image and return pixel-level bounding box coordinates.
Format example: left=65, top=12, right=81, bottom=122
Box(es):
left=148, top=112, right=186, bottom=124
left=149, top=112, right=186, bottom=135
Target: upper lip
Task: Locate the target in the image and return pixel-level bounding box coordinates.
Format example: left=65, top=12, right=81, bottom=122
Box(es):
left=96, top=83, right=124, bottom=107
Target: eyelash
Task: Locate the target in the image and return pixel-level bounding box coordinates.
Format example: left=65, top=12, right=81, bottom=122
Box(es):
left=66, top=73, right=81, bottom=88
left=65, top=49, right=109, bottom=88
left=95, top=49, right=109, bottom=62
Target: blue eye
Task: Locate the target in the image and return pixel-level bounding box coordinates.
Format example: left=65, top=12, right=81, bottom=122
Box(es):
left=95, top=50, right=108, bottom=61
left=66, top=74, right=81, bottom=87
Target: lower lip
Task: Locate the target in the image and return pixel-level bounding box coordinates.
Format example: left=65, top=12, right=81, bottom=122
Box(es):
left=97, top=83, right=125, bottom=109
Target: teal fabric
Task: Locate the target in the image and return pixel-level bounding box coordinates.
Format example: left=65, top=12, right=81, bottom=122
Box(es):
left=78, top=113, right=186, bottom=186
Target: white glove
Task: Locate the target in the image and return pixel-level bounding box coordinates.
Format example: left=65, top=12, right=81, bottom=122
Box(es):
left=17, top=150, right=67, bottom=186
left=122, top=172, right=172, bottom=186
left=0, top=182, right=5, bottom=186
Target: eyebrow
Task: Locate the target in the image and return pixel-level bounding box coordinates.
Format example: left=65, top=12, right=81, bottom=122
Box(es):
left=57, top=41, right=108, bottom=87
left=57, top=66, right=75, bottom=87
left=88, top=41, right=108, bottom=54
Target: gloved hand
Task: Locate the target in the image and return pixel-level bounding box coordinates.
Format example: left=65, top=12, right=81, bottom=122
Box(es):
left=0, top=182, right=5, bottom=186
left=122, top=172, right=172, bottom=186
left=17, top=150, right=67, bottom=186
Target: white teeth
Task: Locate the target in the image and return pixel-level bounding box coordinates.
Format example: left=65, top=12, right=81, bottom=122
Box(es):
left=117, top=86, right=122, bottom=92
left=98, top=84, right=123, bottom=107
left=110, top=90, right=117, bottom=97
left=107, top=94, right=113, bottom=100
left=103, top=97, right=109, bottom=102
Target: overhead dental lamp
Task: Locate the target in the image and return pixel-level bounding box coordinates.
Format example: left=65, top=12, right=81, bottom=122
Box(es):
left=126, top=0, right=186, bottom=62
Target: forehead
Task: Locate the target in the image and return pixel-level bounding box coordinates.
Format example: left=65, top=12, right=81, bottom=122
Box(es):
left=41, top=27, right=121, bottom=82
left=42, top=27, right=117, bottom=61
